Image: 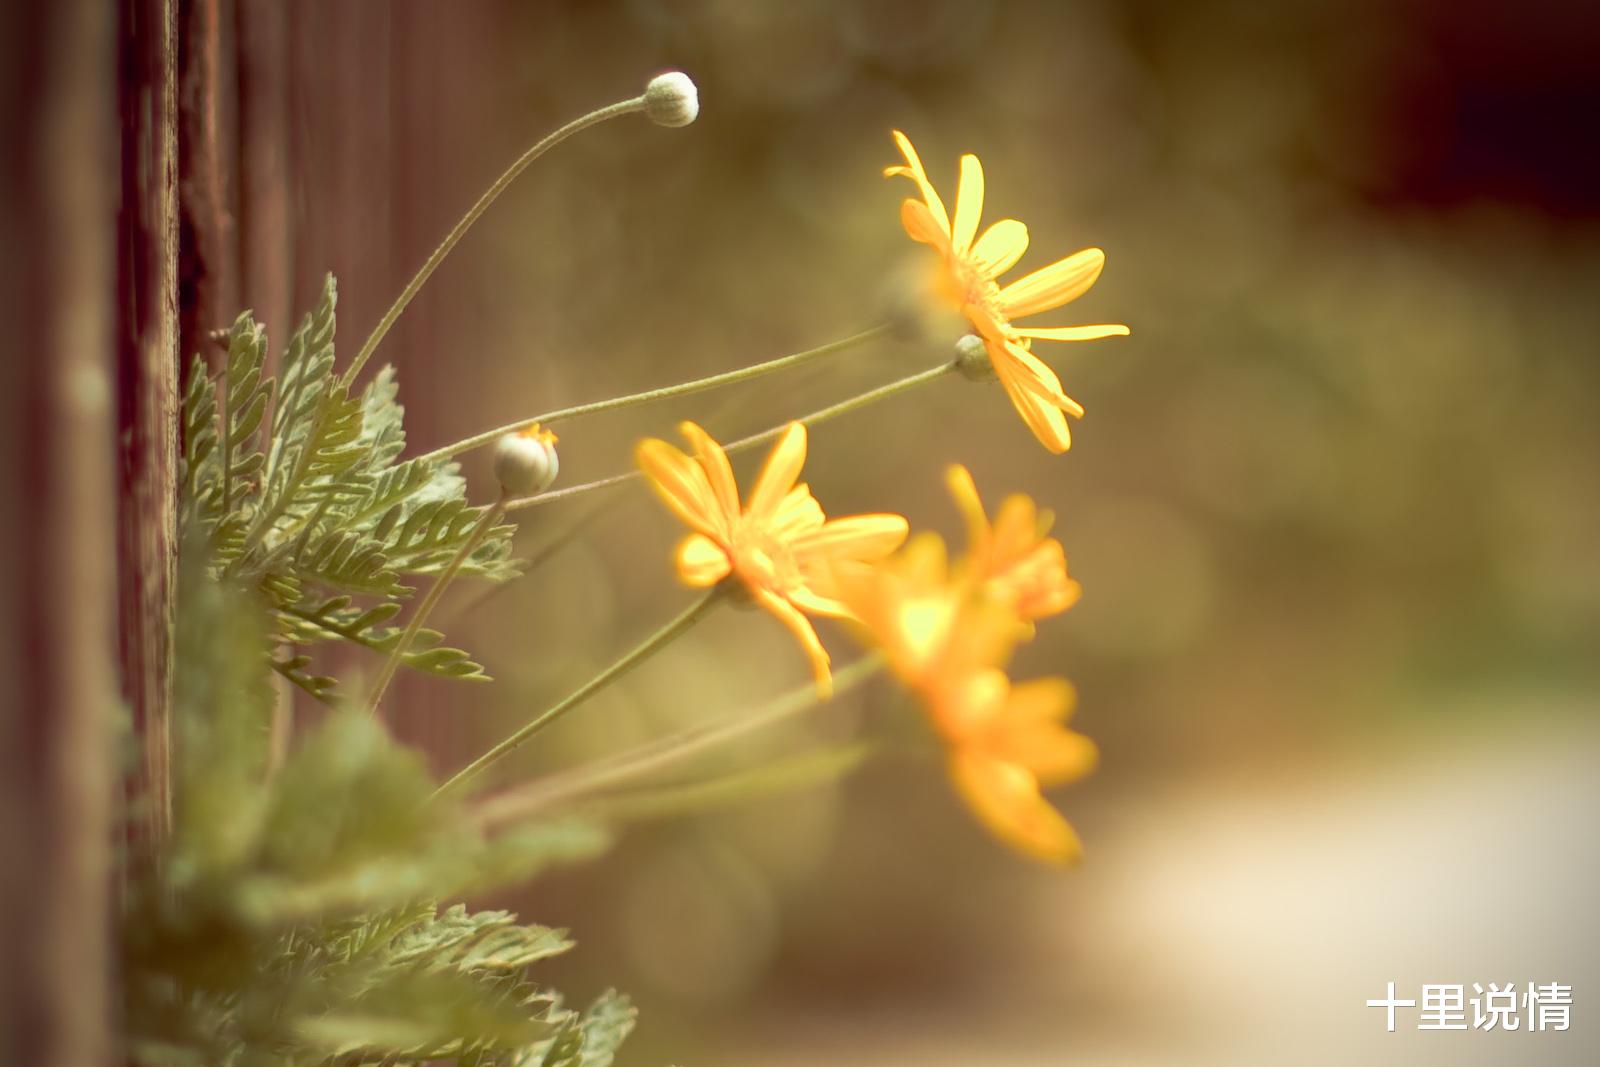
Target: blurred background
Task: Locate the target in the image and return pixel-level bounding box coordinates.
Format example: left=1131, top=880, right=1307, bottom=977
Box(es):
left=217, top=0, right=1600, bottom=1062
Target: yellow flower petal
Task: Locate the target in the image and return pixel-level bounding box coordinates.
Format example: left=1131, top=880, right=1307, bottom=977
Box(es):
left=945, top=464, right=990, bottom=550
left=900, top=198, right=950, bottom=250
left=1001, top=675, right=1077, bottom=725
left=990, top=349, right=1073, bottom=453
left=1013, top=323, right=1130, bottom=342
left=990, top=494, right=1041, bottom=558
left=968, top=679, right=1095, bottom=786
left=1005, top=724, right=1099, bottom=788
left=948, top=751, right=1081, bottom=863
left=747, top=423, right=808, bottom=520
left=969, top=219, right=1029, bottom=278
left=931, top=666, right=1010, bottom=739
left=793, top=514, right=909, bottom=563
left=950, top=153, right=985, bottom=256
left=675, top=533, right=732, bottom=587
left=900, top=530, right=950, bottom=585
left=998, top=247, right=1106, bottom=320
left=1003, top=382, right=1072, bottom=453
left=769, top=484, right=826, bottom=539
left=885, top=130, right=951, bottom=235
left=996, top=340, right=1086, bottom=418
left=678, top=421, right=740, bottom=524
left=635, top=438, right=727, bottom=539
left=753, top=587, right=833, bottom=697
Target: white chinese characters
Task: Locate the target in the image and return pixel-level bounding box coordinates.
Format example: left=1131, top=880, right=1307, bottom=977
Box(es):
left=1368, top=981, right=1572, bottom=1033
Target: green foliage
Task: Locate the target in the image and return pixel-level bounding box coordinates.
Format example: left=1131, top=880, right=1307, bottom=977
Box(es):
left=133, top=283, right=635, bottom=1066
left=126, top=529, right=626, bottom=1067
left=178, top=275, right=518, bottom=700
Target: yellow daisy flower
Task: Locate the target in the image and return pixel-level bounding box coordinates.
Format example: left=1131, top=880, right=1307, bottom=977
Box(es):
left=833, top=535, right=1096, bottom=863
left=635, top=421, right=909, bottom=696
left=946, top=464, right=1080, bottom=632
left=886, top=130, right=1129, bottom=453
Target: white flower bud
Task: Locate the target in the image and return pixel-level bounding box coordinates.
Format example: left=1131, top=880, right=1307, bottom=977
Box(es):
left=954, top=334, right=996, bottom=382
left=643, top=71, right=699, bottom=128
left=493, top=425, right=559, bottom=497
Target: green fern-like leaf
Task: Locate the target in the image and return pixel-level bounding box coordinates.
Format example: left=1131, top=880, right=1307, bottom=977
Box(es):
left=176, top=274, right=520, bottom=695
left=179, top=352, right=218, bottom=525
left=279, top=595, right=490, bottom=682
left=135, top=450, right=630, bottom=1067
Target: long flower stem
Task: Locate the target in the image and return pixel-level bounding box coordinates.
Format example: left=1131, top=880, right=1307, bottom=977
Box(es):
left=364, top=498, right=506, bottom=715
left=505, top=359, right=959, bottom=513
left=566, top=740, right=879, bottom=825
left=416, top=324, right=894, bottom=465
left=472, top=653, right=883, bottom=828
left=435, top=587, right=723, bottom=799
left=342, top=95, right=646, bottom=388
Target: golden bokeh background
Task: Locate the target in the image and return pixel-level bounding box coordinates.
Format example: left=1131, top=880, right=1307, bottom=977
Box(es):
left=256, top=1, right=1600, bottom=1062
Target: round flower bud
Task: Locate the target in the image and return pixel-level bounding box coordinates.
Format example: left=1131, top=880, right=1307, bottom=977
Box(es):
left=643, top=71, right=699, bottom=128
left=493, top=425, right=559, bottom=497
left=954, top=334, right=996, bottom=382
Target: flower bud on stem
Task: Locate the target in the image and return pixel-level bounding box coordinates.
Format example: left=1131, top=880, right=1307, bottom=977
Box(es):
left=503, top=358, right=960, bottom=514
left=344, top=71, right=700, bottom=389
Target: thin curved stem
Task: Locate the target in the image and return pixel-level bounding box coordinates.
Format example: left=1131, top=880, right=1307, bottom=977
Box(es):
left=435, top=587, right=723, bottom=799
left=504, top=359, right=959, bottom=514
left=415, top=323, right=895, bottom=465
left=565, top=740, right=879, bottom=825
left=343, top=95, right=646, bottom=388
left=364, top=498, right=506, bottom=716
left=471, top=653, right=883, bottom=829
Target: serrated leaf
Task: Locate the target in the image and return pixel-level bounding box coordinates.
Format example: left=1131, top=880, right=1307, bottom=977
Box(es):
left=576, top=991, right=636, bottom=1067
left=179, top=352, right=219, bottom=529
left=293, top=530, right=404, bottom=596
left=359, top=364, right=408, bottom=469
left=268, top=274, right=338, bottom=475
left=217, top=311, right=274, bottom=518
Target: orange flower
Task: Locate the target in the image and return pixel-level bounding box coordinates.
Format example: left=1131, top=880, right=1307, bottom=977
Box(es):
left=635, top=421, right=908, bottom=696
left=940, top=670, right=1097, bottom=863
left=946, top=464, right=1080, bottom=632
left=834, top=535, right=1095, bottom=863
left=886, top=130, right=1129, bottom=453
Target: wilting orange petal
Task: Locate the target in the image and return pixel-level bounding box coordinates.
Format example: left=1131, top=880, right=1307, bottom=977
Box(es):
left=948, top=751, right=1082, bottom=863
left=900, top=198, right=950, bottom=250
left=998, top=247, right=1106, bottom=320
left=885, top=130, right=951, bottom=235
